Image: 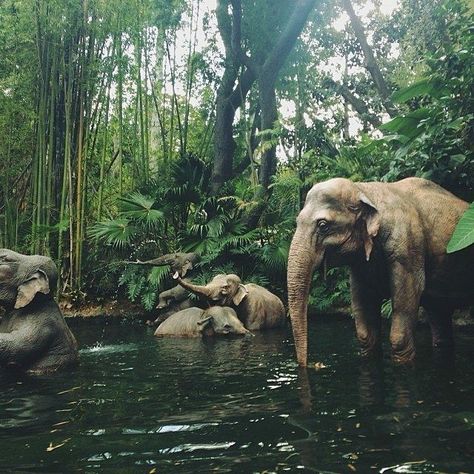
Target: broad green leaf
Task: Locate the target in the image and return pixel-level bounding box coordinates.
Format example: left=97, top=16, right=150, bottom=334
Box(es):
left=447, top=202, right=474, bottom=253
left=380, top=109, right=430, bottom=138
left=88, top=219, right=137, bottom=248
left=391, top=78, right=433, bottom=103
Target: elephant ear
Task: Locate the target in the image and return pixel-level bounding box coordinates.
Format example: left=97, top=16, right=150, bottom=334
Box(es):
left=359, top=193, right=380, bottom=261
left=232, top=284, right=248, bottom=306
left=15, top=269, right=50, bottom=309
left=197, top=315, right=213, bottom=332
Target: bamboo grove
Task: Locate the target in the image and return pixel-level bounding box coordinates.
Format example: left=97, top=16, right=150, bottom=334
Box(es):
left=0, top=0, right=473, bottom=305
left=1, top=0, right=211, bottom=292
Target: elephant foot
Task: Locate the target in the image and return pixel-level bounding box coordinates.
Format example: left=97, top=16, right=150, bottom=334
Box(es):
left=357, top=333, right=381, bottom=358
left=391, top=346, right=415, bottom=364
left=359, top=344, right=382, bottom=358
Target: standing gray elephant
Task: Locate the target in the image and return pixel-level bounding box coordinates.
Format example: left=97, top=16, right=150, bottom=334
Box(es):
left=154, top=306, right=252, bottom=337
left=0, top=249, right=78, bottom=373
left=287, top=177, right=474, bottom=367
left=177, top=274, right=286, bottom=330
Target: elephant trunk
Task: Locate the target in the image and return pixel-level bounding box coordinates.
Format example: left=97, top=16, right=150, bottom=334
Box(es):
left=287, top=228, right=322, bottom=367
left=137, top=256, right=173, bottom=266
left=177, top=278, right=212, bottom=298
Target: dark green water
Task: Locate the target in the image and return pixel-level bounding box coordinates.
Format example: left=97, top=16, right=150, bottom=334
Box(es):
left=0, top=316, right=473, bottom=473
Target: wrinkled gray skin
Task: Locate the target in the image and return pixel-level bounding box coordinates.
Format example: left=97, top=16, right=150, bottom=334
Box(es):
left=287, top=177, right=474, bottom=367
left=147, top=283, right=194, bottom=326
left=154, top=306, right=252, bottom=337
left=156, top=282, right=190, bottom=310
left=0, top=249, right=78, bottom=373
left=150, top=298, right=194, bottom=326
left=177, top=274, right=286, bottom=330
left=128, top=252, right=200, bottom=278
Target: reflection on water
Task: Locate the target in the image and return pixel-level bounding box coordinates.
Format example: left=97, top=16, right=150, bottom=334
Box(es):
left=0, top=316, right=473, bottom=472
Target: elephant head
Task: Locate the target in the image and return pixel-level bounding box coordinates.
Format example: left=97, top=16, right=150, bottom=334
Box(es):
left=178, top=274, right=248, bottom=306
left=0, top=249, right=58, bottom=310
left=287, top=178, right=380, bottom=366
left=127, top=252, right=200, bottom=278
left=197, top=306, right=252, bottom=336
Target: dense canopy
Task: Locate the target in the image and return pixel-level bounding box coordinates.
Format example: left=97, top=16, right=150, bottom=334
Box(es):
left=0, top=0, right=472, bottom=310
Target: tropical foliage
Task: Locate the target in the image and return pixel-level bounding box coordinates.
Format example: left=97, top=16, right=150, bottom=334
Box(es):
left=0, top=0, right=472, bottom=313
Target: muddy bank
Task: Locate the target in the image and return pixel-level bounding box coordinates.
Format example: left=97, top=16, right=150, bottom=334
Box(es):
left=59, top=298, right=473, bottom=326
left=60, top=299, right=150, bottom=321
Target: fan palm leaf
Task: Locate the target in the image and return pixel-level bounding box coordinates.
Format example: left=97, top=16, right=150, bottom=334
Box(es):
left=89, top=219, right=138, bottom=248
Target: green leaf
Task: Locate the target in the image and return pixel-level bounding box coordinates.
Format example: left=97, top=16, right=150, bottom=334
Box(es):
left=147, top=266, right=170, bottom=288
left=447, top=202, right=474, bottom=253
left=380, top=109, right=430, bottom=138
left=391, top=78, right=433, bottom=103
left=449, top=154, right=466, bottom=166
left=88, top=219, right=137, bottom=248
left=119, top=192, right=163, bottom=228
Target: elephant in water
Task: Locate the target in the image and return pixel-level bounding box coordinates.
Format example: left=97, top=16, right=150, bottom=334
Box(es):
left=156, top=283, right=190, bottom=310
left=177, top=274, right=286, bottom=330
left=0, top=249, right=78, bottom=373
left=287, top=177, right=474, bottom=367
left=127, top=252, right=200, bottom=278
left=147, top=283, right=194, bottom=326
left=154, top=306, right=252, bottom=337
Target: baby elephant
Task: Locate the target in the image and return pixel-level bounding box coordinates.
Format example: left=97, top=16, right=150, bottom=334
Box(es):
left=156, top=283, right=190, bottom=310
left=154, top=306, right=252, bottom=337
left=146, top=283, right=194, bottom=326
left=0, top=249, right=78, bottom=373
left=177, top=274, right=286, bottom=330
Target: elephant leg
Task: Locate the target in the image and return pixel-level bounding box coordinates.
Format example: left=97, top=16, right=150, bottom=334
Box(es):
left=389, top=262, right=424, bottom=364
left=422, top=297, right=454, bottom=348
left=350, top=269, right=382, bottom=356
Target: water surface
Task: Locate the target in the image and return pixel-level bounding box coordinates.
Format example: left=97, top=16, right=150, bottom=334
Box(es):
left=0, top=316, right=473, bottom=472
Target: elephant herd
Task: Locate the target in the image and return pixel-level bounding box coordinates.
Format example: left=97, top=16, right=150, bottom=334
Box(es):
left=145, top=266, right=287, bottom=336
left=0, top=177, right=472, bottom=374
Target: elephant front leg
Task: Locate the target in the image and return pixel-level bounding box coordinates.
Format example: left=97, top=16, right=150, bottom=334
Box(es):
left=350, top=270, right=382, bottom=357
left=422, top=297, right=454, bottom=349
left=389, top=262, right=424, bottom=364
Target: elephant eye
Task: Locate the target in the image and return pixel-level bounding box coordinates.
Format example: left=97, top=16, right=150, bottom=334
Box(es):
left=317, top=219, right=330, bottom=232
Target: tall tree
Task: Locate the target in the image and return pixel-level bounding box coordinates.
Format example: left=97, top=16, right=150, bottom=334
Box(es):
left=341, top=0, right=397, bottom=117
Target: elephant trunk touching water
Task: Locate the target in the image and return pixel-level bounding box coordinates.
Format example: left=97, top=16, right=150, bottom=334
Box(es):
left=287, top=228, right=320, bottom=366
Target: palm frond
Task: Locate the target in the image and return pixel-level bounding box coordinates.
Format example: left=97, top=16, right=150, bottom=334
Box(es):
left=141, top=287, right=157, bottom=311
left=260, top=240, right=290, bottom=272
left=147, top=265, right=170, bottom=289
left=119, top=192, right=164, bottom=228
left=88, top=219, right=137, bottom=248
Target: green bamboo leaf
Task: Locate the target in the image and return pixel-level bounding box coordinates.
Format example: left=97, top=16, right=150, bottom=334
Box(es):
left=447, top=202, right=474, bottom=253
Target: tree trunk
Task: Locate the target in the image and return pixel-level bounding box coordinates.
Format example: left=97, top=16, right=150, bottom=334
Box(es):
left=341, top=0, right=397, bottom=117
